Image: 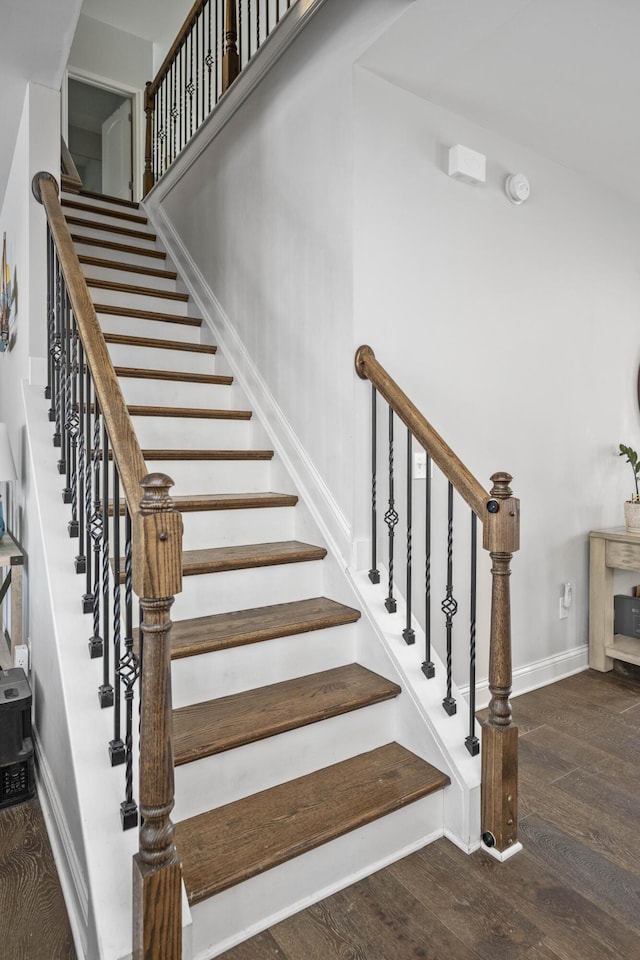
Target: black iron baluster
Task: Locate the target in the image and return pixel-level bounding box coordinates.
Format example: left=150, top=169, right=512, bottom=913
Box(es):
left=180, top=43, right=185, bottom=156
left=118, top=504, right=139, bottom=830
left=403, top=428, right=415, bottom=644
left=207, top=1, right=214, bottom=113
left=422, top=452, right=435, bottom=678
left=88, top=395, right=103, bottom=658
left=442, top=481, right=457, bottom=715
left=369, top=385, right=380, bottom=584
left=256, top=0, right=260, bottom=55
left=66, top=309, right=80, bottom=535
left=215, top=0, right=220, bottom=103
left=384, top=407, right=398, bottom=613
left=51, top=254, right=62, bottom=439
left=99, top=421, right=114, bottom=708
left=188, top=31, right=195, bottom=140
left=75, top=339, right=86, bottom=575
left=60, top=291, right=71, bottom=493
left=171, top=63, right=177, bottom=166
left=265, top=0, right=270, bottom=35
left=238, top=0, right=243, bottom=67
left=466, top=511, right=480, bottom=755
left=45, top=228, right=54, bottom=409
left=83, top=369, right=94, bottom=612
left=110, top=467, right=125, bottom=765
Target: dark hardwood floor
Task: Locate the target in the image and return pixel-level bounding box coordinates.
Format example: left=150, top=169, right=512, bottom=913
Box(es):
left=0, top=797, right=76, bottom=959
left=219, top=668, right=640, bottom=960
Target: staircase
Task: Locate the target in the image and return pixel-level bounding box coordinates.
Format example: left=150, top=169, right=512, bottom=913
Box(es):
left=60, top=188, right=451, bottom=956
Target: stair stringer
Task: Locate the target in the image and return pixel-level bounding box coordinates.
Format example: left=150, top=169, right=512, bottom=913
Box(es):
left=142, top=203, right=482, bottom=854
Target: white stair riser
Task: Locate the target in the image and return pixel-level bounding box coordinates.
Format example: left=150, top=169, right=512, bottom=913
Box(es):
left=189, top=792, right=445, bottom=960
left=171, top=620, right=358, bottom=709
left=180, top=504, right=296, bottom=552
left=62, top=192, right=137, bottom=214
left=73, top=240, right=168, bottom=269
left=143, top=460, right=273, bottom=495
left=87, top=287, right=192, bottom=316
left=120, top=378, right=234, bottom=410
left=130, top=416, right=252, bottom=449
left=173, top=699, right=397, bottom=821
left=108, top=503, right=296, bottom=554
left=97, top=314, right=202, bottom=343
left=65, top=222, right=157, bottom=249
left=62, top=205, right=147, bottom=230
left=107, top=343, right=216, bottom=376
left=82, top=264, right=178, bottom=293
left=172, top=560, right=326, bottom=620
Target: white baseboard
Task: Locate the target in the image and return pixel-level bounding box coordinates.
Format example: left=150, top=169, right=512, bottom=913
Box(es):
left=34, top=729, right=89, bottom=960
left=146, top=207, right=353, bottom=566
left=459, top=644, right=589, bottom=711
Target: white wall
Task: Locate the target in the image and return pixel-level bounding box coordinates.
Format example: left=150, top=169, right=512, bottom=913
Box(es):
left=155, top=0, right=413, bottom=539
left=68, top=13, right=153, bottom=91
left=353, top=67, right=640, bottom=679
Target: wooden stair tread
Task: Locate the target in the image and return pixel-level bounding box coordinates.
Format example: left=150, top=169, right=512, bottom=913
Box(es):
left=175, top=742, right=450, bottom=903
left=78, top=255, right=177, bottom=280
left=173, top=664, right=400, bottom=765
left=127, top=404, right=251, bottom=420
left=65, top=215, right=155, bottom=241
left=86, top=277, right=189, bottom=301
left=78, top=188, right=140, bottom=209
left=168, top=596, right=360, bottom=659
left=115, top=366, right=229, bottom=384
left=105, top=333, right=216, bottom=354
left=62, top=198, right=147, bottom=224
left=94, top=303, right=201, bottom=326
left=141, top=448, right=273, bottom=460
left=180, top=541, right=327, bottom=576
left=71, top=234, right=167, bottom=260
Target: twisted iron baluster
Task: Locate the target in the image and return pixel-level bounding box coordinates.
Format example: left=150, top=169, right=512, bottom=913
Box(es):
left=256, top=0, right=260, bottom=54
left=88, top=397, right=103, bottom=659
left=403, top=428, right=415, bottom=644
left=83, top=369, right=94, bottom=613
left=66, top=310, right=80, bottom=534
left=369, top=385, right=380, bottom=584
left=384, top=407, right=398, bottom=613
left=422, top=452, right=435, bottom=678
left=442, top=481, right=457, bottom=716
left=118, top=505, right=139, bottom=829
left=51, top=255, right=62, bottom=440
left=98, top=420, right=113, bottom=708
left=46, top=228, right=55, bottom=409
left=465, top=511, right=480, bottom=755
left=110, top=467, right=125, bottom=765
left=61, top=292, right=73, bottom=501
left=74, top=340, right=86, bottom=573
left=206, top=1, right=213, bottom=113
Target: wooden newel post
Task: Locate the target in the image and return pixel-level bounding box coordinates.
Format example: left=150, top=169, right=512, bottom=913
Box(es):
left=481, top=471, right=520, bottom=855
left=132, top=474, right=183, bottom=960
left=143, top=82, right=155, bottom=197
left=222, top=0, right=240, bottom=93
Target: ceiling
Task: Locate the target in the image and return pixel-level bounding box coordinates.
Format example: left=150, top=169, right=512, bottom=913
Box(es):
left=359, top=0, right=640, bottom=206
left=80, top=0, right=193, bottom=61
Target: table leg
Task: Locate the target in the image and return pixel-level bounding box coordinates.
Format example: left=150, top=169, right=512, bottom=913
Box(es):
left=589, top=537, right=613, bottom=671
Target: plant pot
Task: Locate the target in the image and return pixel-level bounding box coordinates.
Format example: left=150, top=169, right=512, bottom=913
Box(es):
left=624, top=500, right=640, bottom=534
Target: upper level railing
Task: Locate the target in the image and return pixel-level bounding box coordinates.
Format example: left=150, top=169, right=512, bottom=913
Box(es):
left=355, top=345, right=520, bottom=856
left=33, top=171, right=183, bottom=960
left=144, top=0, right=297, bottom=193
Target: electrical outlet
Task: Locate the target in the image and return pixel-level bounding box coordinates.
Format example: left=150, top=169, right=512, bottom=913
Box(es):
left=558, top=598, right=568, bottom=620
left=413, top=452, right=433, bottom=480
left=14, top=644, right=29, bottom=673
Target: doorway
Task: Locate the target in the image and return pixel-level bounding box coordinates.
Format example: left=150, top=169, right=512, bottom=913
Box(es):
left=66, top=77, right=134, bottom=200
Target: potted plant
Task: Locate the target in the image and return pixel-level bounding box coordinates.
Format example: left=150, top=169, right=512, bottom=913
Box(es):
left=619, top=443, right=640, bottom=533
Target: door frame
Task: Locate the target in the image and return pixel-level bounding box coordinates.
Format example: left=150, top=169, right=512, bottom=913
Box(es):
left=62, top=68, right=144, bottom=201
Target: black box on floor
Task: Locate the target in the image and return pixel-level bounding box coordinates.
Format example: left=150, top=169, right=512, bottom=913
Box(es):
left=613, top=594, right=640, bottom=639
left=0, top=667, right=35, bottom=809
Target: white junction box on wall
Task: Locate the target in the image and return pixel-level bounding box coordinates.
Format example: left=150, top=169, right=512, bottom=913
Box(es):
left=448, top=144, right=486, bottom=184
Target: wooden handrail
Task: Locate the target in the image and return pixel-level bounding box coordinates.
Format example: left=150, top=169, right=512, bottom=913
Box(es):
left=33, top=172, right=183, bottom=958
left=355, top=345, right=489, bottom=518
left=355, top=344, right=520, bottom=856
left=149, top=0, right=209, bottom=100
left=60, top=137, right=82, bottom=194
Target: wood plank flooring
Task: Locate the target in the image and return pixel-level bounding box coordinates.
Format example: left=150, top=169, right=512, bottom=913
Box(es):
left=0, top=798, right=76, bottom=959
left=218, top=668, right=640, bottom=960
